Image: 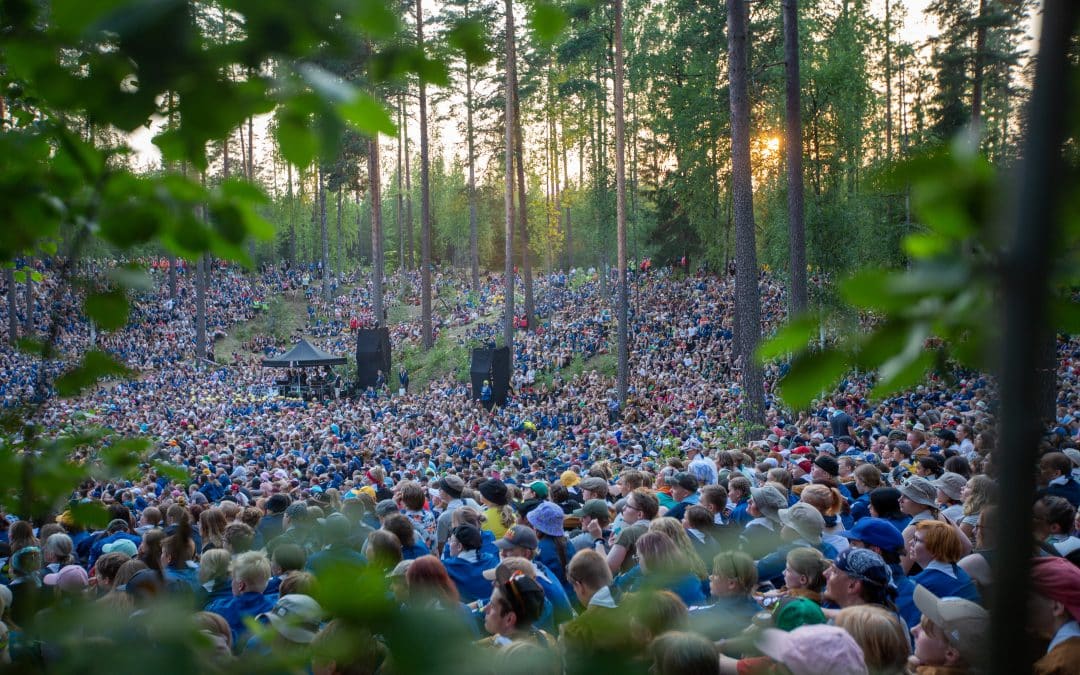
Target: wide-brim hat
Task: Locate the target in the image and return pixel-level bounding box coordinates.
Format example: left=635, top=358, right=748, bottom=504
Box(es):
left=778, top=503, right=825, bottom=545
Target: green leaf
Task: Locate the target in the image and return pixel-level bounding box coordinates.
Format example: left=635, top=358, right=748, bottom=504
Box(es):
left=757, top=314, right=819, bottom=362
left=298, top=63, right=355, bottom=105
left=351, top=0, right=400, bottom=38
left=776, top=348, right=848, bottom=410
left=70, top=501, right=110, bottom=530
left=107, top=265, right=154, bottom=291
left=529, top=1, right=567, bottom=43
left=84, top=289, right=129, bottom=331
left=275, top=106, right=318, bottom=168
left=448, top=18, right=494, bottom=65
left=152, top=460, right=189, bottom=483
left=54, top=350, right=131, bottom=397
left=869, top=350, right=935, bottom=402
left=100, top=437, right=150, bottom=472
left=338, top=92, right=396, bottom=138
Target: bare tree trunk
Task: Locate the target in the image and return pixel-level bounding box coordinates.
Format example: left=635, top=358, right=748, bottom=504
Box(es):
left=320, top=165, right=330, bottom=301
left=195, top=254, right=208, bottom=360
left=23, top=258, right=33, bottom=333
left=971, top=0, right=987, bottom=126
left=784, top=0, right=808, bottom=316
left=613, top=0, right=629, bottom=405
left=370, top=136, right=385, bottom=327
left=992, top=7, right=1077, bottom=675
left=336, top=188, right=343, bottom=280
left=508, top=26, right=535, bottom=331
left=884, top=0, right=892, bottom=160
left=168, top=255, right=178, bottom=299
left=397, top=96, right=406, bottom=274
left=727, top=0, right=765, bottom=425
left=416, top=0, right=434, bottom=350
left=403, top=94, right=415, bottom=270
left=563, top=110, right=572, bottom=270
left=6, top=267, right=17, bottom=346
left=465, top=13, right=480, bottom=294
left=287, top=162, right=296, bottom=266
left=503, top=0, right=516, bottom=353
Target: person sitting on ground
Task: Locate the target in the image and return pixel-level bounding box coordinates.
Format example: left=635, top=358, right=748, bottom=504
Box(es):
left=688, top=551, right=760, bottom=641
left=479, top=572, right=552, bottom=648
left=204, top=550, right=276, bottom=650
left=906, top=584, right=988, bottom=675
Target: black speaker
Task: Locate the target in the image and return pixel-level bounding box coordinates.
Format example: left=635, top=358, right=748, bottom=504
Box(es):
left=470, top=346, right=511, bottom=407
left=356, top=327, right=391, bottom=390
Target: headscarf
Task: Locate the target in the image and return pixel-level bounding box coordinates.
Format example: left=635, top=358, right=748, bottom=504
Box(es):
left=1031, top=556, right=1080, bottom=622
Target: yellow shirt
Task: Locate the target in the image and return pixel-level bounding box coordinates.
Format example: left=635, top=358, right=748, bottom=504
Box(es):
left=482, top=506, right=509, bottom=539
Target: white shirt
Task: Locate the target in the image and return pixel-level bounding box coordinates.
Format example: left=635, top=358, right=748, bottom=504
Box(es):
left=1048, top=620, right=1080, bottom=654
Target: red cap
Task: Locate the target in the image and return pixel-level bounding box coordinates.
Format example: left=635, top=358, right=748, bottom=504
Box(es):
left=792, top=446, right=813, bottom=455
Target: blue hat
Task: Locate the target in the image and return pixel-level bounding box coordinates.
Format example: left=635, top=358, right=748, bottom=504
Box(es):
left=840, top=517, right=905, bottom=554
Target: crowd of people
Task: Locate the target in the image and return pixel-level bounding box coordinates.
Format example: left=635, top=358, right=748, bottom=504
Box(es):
left=0, top=258, right=1079, bottom=674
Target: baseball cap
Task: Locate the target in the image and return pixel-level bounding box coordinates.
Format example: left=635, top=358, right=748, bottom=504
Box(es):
left=757, top=625, right=868, bottom=675
left=772, top=597, right=827, bottom=631
left=572, top=499, right=612, bottom=520
left=375, top=499, right=399, bottom=517
left=496, top=524, right=539, bottom=551
left=578, top=477, right=609, bottom=494
left=664, top=472, right=698, bottom=492
left=840, top=517, right=905, bottom=554
left=482, top=556, right=537, bottom=582
left=262, top=594, right=324, bottom=644
left=436, top=475, right=465, bottom=497
left=43, top=565, right=89, bottom=591
left=526, top=481, right=549, bottom=498
left=913, top=584, right=989, bottom=667
left=102, top=539, right=138, bottom=557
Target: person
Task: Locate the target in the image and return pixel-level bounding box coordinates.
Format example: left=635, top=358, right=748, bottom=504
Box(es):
left=1028, top=555, right=1080, bottom=674
left=247, top=593, right=325, bottom=654
left=480, top=379, right=493, bottom=409
left=834, top=604, right=910, bottom=675
left=398, top=366, right=409, bottom=394
left=477, top=479, right=514, bottom=539
left=850, top=464, right=884, bottom=523
left=907, top=584, right=989, bottom=674
left=1038, top=452, right=1080, bottom=508
left=442, top=524, right=498, bottom=603
left=649, top=631, right=719, bottom=675
left=901, top=521, right=981, bottom=615
left=689, top=551, right=760, bottom=640
left=310, top=619, right=387, bottom=675
left=661, top=472, right=700, bottom=522
left=823, top=548, right=898, bottom=613
left=560, top=549, right=631, bottom=671
left=740, top=485, right=786, bottom=560
left=617, top=531, right=706, bottom=606
left=757, top=502, right=837, bottom=587
left=205, top=550, right=276, bottom=650
left=870, top=487, right=911, bottom=533
left=570, top=500, right=613, bottom=555
left=749, top=624, right=869, bottom=675
left=840, top=516, right=918, bottom=628
left=382, top=513, right=430, bottom=561
left=957, top=474, right=996, bottom=541
left=434, top=475, right=477, bottom=551
left=899, top=477, right=942, bottom=546
left=198, top=548, right=234, bottom=607
left=526, top=502, right=576, bottom=597
left=1033, top=496, right=1080, bottom=557
left=308, top=513, right=367, bottom=573
left=479, top=573, right=553, bottom=647
left=760, top=546, right=830, bottom=606
left=607, top=489, right=658, bottom=575
left=493, top=525, right=574, bottom=626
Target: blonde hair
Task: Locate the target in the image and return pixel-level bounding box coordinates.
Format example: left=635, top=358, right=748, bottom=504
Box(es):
left=711, top=551, right=758, bottom=594
left=962, top=474, right=997, bottom=517
left=834, top=605, right=910, bottom=675
left=198, top=548, right=232, bottom=585
left=800, top=484, right=845, bottom=517
left=231, top=550, right=271, bottom=591
left=649, top=518, right=707, bottom=579
left=785, top=547, right=830, bottom=590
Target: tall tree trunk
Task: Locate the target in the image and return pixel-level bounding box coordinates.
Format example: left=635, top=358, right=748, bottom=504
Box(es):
left=613, top=0, right=629, bottom=405
left=784, top=0, right=808, bottom=316
left=195, top=254, right=208, bottom=361
left=416, top=0, right=434, bottom=350
left=397, top=96, right=407, bottom=274
left=6, top=267, right=17, bottom=345
left=727, top=0, right=765, bottom=426
left=23, top=258, right=33, bottom=333
left=563, top=110, right=572, bottom=270
left=971, top=0, right=987, bottom=126
left=508, top=25, right=535, bottom=331
left=465, top=8, right=480, bottom=294
left=167, top=255, right=178, bottom=299
left=502, top=0, right=516, bottom=353
left=320, top=166, right=330, bottom=301
left=403, top=94, right=415, bottom=270
left=884, top=0, right=892, bottom=160
left=370, top=136, right=385, bottom=327
left=992, top=6, right=1077, bottom=675
left=287, top=162, right=296, bottom=266
left=336, top=188, right=344, bottom=279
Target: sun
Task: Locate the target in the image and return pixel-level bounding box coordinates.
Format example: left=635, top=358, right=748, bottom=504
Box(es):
left=765, top=136, right=781, bottom=154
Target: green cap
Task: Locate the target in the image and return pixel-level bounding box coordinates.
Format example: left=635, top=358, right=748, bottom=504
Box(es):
left=528, top=481, right=549, bottom=498
left=572, top=499, right=611, bottom=520
left=773, top=597, right=827, bottom=631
